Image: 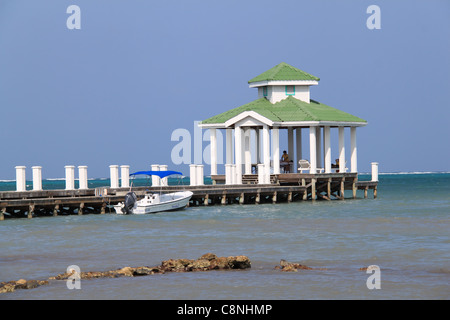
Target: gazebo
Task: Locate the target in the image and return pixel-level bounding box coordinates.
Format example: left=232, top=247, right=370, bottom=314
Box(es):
left=199, top=62, right=367, bottom=185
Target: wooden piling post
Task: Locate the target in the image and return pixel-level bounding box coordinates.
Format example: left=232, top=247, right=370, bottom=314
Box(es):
left=340, top=177, right=345, bottom=200
left=221, top=193, right=227, bottom=205
left=364, top=187, right=368, bottom=199
left=101, top=202, right=106, bottom=214
left=311, top=179, right=316, bottom=200
left=0, top=207, right=5, bottom=221
left=53, top=204, right=59, bottom=216
left=204, top=194, right=209, bottom=206
left=327, top=178, right=331, bottom=199
left=288, top=191, right=292, bottom=202
left=374, top=186, right=378, bottom=199
left=239, top=193, right=244, bottom=205
left=272, top=191, right=277, bottom=204
left=302, top=178, right=307, bottom=200
left=28, top=204, right=34, bottom=219
left=255, top=192, right=260, bottom=204
left=352, top=177, right=357, bottom=199
left=78, top=203, right=84, bottom=215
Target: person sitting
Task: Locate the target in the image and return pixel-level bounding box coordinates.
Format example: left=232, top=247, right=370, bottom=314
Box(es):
left=280, top=151, right=291, bottom=173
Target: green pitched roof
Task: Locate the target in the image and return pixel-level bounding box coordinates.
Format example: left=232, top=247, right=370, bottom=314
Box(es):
left=248, top=62, right=320, bottom=83
left=201, top=96, right=366, bottom=124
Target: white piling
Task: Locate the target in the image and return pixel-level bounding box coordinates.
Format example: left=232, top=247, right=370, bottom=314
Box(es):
left=258, top=164, right=265, bottom=184
left=189, top=164, right=197, bottom=186
left=15, top=166, right=26, bottom=192
left=225, top=164, right=232, bottom=185
left=120, top=165, right=130, bottom=188
left=32, top=166, right=42, bottom=191
left=231, top=164, right=236, bottom=185
left=159, top=165, right=168, bottom=186
left=151, top=164, right=160, bottom=187
left=109, top=165, right=119, bottom=188
left=65, top=165, right=75, bottom=190
left=196, top=164, right=204, bottom=186
left=371, top=162, right=379, bottom=182
left=78, top=166, right=88, bottom=189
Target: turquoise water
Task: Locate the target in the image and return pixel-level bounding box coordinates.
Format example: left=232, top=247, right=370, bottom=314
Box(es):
left=0, top=173, right=449, bottom=300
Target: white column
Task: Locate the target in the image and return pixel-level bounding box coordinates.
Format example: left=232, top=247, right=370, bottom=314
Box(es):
left=196, top=164, right=204, bottom=186
left=295, top=128, right=302, bottom=171
left=288, top=127, right=294, bottom=168
left=78, top=166, right=88, bottom=189
left=65, top=165, right=75, bottom=190
left=231, top=164, right=236, bottom=185
left=257, top=164, right=265, bottom=184
left=189, top=164, right=197, bottom=186
left=244, top=128, right=252, bottom=175
left=255, top=128, right=261, bottom=164
left=272, top=127, right=280, bottom=174
left=120, top=165, right=130, bottom=188
left=15, top=166, right=26, bottom=192
left=225, top=164, right=232, bottom=185
left=262, top=125, right=271, bottom=183
left=210, top=128, right=217, bottom=176
left=316, top=127, right=322, bottom=169
left=234, top=126, right=243, bottom=184
left=151, top=164, right=160, bottom=187
left=109, top=165, right=119, bottom=188
left=32, top=166, right=42, bottom=191
left=324, top=126, right=331, bottom=173
left=351, top=127, right=357, bottom=173
left=371, top=162, right=379, bottom=182
left=160, top=165, right=168, bottom=186
left=339, top=127, right=346, bottom=173
left=226, top=128, right=233, bottom=165
left=309, top=126, right=317, bottom=173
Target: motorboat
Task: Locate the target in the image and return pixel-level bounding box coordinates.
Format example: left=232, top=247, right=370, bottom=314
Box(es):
left=113, top=170, right=193, bottom=215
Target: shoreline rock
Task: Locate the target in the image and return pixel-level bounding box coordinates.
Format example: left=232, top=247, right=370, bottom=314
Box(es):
left=275, top=259, right=326, bottom=272
left=0, top=253, right=251, bottom=294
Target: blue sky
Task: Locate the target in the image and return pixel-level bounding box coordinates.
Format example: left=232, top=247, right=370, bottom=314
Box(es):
left=0, top=0, right=449, bottom=179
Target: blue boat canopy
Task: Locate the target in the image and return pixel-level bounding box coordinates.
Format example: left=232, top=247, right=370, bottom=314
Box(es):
left=129, top=170, right=183, bottom=179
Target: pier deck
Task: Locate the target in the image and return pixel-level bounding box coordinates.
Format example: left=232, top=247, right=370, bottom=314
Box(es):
left=0, top=173, right=377, bottom=219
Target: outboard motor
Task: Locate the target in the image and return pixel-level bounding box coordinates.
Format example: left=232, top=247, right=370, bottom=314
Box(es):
left=122, top=192, right=137, bottom=214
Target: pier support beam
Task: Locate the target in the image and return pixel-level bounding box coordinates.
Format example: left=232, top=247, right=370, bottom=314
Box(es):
left=311, top=179, right=316, bottom=200
left=53, top=204, right=59, bottom=217
left=0, top=207, right=5, bottom=221
left=28, top=204, right=34, bottom=219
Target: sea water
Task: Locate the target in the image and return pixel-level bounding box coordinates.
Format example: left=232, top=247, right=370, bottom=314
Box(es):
left=0, top=173, right=449, bottom=300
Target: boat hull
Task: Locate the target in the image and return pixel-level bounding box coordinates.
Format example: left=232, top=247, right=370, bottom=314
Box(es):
left=114, top=191, right=193, bottom=215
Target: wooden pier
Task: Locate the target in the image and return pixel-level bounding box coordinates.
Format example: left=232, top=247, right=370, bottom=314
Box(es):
left=0, top=173, right=377, bottom=219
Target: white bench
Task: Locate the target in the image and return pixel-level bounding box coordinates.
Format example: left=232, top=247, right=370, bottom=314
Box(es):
left=298, top=160, right=324, bottom=173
